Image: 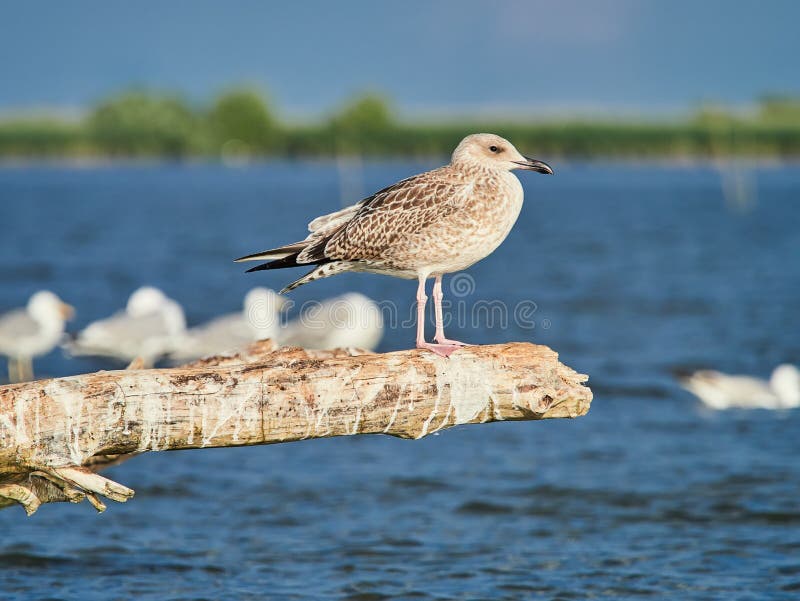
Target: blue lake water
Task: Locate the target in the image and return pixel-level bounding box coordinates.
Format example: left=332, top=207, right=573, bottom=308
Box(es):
left=1, top=161, right=799, bottom=599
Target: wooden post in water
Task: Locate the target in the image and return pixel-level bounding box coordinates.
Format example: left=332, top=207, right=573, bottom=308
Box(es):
left=0, top=340, right=592, bottom=516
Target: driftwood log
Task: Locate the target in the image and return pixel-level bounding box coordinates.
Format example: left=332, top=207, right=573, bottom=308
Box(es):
left=0, top=341, right=592, bottom=516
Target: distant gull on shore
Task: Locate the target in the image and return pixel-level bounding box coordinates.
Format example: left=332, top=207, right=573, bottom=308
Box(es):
left=0, top=291, right=74, bottom=382
left=169, top=287, right=286, bottom=362
left=236, top=133, right=552, bottom=356
left=281, top=292, right=383, bottom=351
left=679, top=365, right=800, bottom=410
left=65, top=286, right=185, bottom=367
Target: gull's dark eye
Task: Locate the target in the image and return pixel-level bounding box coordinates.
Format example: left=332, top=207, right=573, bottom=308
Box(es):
left=489, top=145, right=499, bottom=153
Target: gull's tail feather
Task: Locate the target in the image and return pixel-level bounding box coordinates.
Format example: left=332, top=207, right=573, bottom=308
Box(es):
left=234, top=241, right=308, bottom=263
left=281, top=262, right=355, bottom=293
left=238, top=230, right=353, bottom=291
left=244, top=252, right=311, bottom=273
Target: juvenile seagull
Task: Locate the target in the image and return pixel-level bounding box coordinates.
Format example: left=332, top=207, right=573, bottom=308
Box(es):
left=236, top=133, right=552, bottom=356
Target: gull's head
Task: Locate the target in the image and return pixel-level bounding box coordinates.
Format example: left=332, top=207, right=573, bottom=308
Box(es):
left=677, top=370, right=730, bottom=409
left=771, top=364, right=800, bottom=407
left=127, top=286, right=169, bottom=317
left=451, top=133, right=553, bottom=174
left=27, top=290, right=75, bottom=324
left=245, top=287, right=287, bottom=338
left=126, top=286, right=186, bottom=334
left=244, top=287, right=287, bottom=314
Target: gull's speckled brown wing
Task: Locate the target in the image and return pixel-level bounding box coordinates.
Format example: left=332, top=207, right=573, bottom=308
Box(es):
left=297, top=167, right=472, bottom=266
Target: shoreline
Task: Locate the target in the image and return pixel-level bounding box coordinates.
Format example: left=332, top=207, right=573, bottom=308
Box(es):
left=1, top=155, right=800, bottom=170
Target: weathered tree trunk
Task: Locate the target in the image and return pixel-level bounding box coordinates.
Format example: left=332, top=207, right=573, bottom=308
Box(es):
left=0, top=341, right=592, bottom=516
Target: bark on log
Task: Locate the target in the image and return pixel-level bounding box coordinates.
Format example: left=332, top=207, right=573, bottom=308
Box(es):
left=0, top=341, right=592, bottom=516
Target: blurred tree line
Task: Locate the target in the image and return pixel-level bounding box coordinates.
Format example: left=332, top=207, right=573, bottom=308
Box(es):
left=1, top=88, right=800, bottom=159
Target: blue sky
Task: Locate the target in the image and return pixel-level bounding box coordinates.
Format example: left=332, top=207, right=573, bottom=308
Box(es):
left=2, top=0, right=799, bottom=117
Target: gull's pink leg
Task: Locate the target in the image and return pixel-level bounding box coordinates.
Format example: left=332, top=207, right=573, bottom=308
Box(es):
left=415, top=274, right=459, bottom=358
left=415, top=275, right=427, bottom=347
left=433, top=275, right=467, bottom=346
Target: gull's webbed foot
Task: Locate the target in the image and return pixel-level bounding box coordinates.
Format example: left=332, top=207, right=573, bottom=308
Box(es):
left=416, top=342, right=461, bottom=358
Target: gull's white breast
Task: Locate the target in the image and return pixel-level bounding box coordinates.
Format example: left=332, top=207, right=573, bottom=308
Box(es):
left=423, top=171, right=524, bottom=275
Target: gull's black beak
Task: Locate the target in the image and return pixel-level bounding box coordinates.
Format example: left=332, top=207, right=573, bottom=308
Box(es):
left=513, top=157, right=554, bottom=174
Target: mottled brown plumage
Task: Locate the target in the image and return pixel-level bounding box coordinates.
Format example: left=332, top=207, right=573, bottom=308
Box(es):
left=236, top=133, right=552, bottom=356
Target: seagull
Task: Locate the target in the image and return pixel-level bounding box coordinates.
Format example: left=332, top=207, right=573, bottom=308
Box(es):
left=235, top=133, right=552, bottom=356
left=169, top=287, right=287, bottom=362
left=66, top=286, right=185, bottom=367
left=679, top=364, right=800, bottom=410
left=281, top=292, right=383, bottom=351
left=0, top=291, right=74, bottom=383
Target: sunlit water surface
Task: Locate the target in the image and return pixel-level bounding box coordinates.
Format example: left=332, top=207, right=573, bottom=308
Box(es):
left=1, top=162, right=799, bottom=599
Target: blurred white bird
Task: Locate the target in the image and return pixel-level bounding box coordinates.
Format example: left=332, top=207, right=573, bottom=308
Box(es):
left=169, top=287, right=287, bottom=362
left=280, top=292, right=383, bottom=351
left=679, top=364, right=800, bottom=410
left=0, top=291, right=75, bottom=383
left=65, top=286, right=185, bottom=368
